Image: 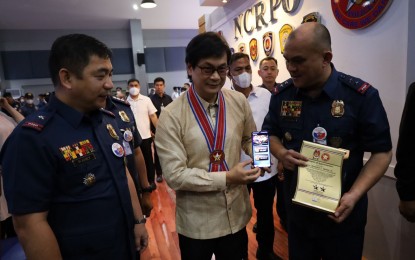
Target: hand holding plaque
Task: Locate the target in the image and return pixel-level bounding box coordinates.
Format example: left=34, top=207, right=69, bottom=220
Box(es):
left=292, top=141, right=349, bottom=213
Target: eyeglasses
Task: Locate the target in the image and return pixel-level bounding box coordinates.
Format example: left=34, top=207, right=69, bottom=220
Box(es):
left=196, top=65, right=228, bottom=76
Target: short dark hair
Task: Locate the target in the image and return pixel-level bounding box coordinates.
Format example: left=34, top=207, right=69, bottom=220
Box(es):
left=48, top=34, right=112, bottom=87
left=229, top=52, right=249, bottom=66
left=259, top=57, right=278, bottom=68
left=154, top=77, right=165, bottom=85
left=185, top=32, right=231, bottom=69
left=3, top=92, right=12, bottom=98
left=128, top=78, right=140, bottom=85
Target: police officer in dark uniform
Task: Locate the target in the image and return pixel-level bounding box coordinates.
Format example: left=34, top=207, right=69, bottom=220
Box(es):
left=106, top=95, right=154, bottom=217
left=1, top=92, right=21, bottom=117
left=20, top=92, right=38, bottom=117
left=262, top=23, right=392, bottom=259
left=0, top=34, right=148, bottom=259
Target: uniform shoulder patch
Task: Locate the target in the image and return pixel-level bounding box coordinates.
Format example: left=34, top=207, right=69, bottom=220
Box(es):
left=338, top=72, right=372, bottom=95
left=22, top=111, right=53, bottom=132
left=111, top=96, right=131, bottom=106
left=274, top=79, right=294, bottom=95
left=100, top=108, right=115, bottom=118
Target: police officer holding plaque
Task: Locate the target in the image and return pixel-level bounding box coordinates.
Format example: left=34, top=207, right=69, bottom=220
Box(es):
left=262, top=22, right=392, bottom=259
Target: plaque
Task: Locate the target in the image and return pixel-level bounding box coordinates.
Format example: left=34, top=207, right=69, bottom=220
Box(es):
left=292, top=141, right=348, bottom=213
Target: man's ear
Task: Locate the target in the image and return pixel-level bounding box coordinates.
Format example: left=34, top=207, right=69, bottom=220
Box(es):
left=59, top=69, right=73, bottom=90
left=186, top=63, right=193, bottom=78
left=323, top=51, right=333, bottom=64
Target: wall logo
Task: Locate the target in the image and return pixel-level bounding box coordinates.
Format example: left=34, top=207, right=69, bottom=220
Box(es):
left=263, top=32, right=275, bottom=57
left=249, top=38, right=258, bottom=61
left=331, top=0, right=393, bottom=30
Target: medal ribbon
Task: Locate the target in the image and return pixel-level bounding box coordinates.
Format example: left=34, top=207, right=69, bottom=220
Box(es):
left=187, top=85, right=229, bottom=172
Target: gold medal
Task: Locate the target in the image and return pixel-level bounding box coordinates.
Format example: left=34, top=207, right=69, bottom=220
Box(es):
left=119, top=111, right=130, bottom=122
left=331, top=100, right=345, bottom=117
left=106, top=124, right=119, bottom=140
left=210, top=150, right=225, bottom=164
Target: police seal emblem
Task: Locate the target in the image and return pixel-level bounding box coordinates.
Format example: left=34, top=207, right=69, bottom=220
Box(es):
left=83, top=173, right=96, bottom=186
left=331, top=0, right=393, bottom=29
left=262, top=32, right=274, bottom=57
left=119, top=111, right=130, bottom=122
left=302, top=12, right=321, bottom=24
left=279, top=24, right=293, bottom=54
left=249, top=38, right=258, bottom=61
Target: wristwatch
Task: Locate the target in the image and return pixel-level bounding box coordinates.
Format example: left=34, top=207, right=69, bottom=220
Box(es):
left=135, top=216, right=147, bottom=224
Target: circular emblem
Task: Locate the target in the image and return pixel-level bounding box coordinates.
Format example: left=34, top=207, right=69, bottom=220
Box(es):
left=249, top=38, right=258, bottom=61
left=321, top=153, right=330, bottom=161
left=112, top=143, right=125, bottom=157
left=331, top=0, right=393, bottom=30
left=312, top=126, right=327, bottom=145
left=210, top=150, right=225, bottom=164
left=123, top=129, right=133, bottom=142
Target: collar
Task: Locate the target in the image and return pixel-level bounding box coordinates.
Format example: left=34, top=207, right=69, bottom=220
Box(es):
left=193, top=91, right=219, bottom=111
left=321, top=64, right=340, bottom=99
left=126, top=95, right=143, bottom=102
left=49, top=94, right=102, bottom=128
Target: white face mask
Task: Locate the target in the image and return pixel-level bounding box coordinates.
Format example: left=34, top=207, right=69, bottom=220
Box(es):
left=26, top=99, right=34, bottom=105
left=232, top=72, right=252, bottom=89
left=129, top=87, right=140, bottom=96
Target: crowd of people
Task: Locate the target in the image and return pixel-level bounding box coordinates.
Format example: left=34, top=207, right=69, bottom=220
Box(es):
left=0, top=22, right=413, bottom=260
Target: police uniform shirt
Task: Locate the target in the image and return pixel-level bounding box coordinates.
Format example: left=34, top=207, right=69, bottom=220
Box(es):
left=0, top=95, right=135, bottom=258
left=262, top=65, right=392, bottom=236
left=106, top=96, right=143, bottom=189
left=21, top=103, right=38, bottom=117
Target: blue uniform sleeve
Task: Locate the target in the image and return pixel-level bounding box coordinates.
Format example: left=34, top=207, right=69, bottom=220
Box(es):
left=262, top=94, right=283, bottom=138
left=1, top=128, right=56, bottom=214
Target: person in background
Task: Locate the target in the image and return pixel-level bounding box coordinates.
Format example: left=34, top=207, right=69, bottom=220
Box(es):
left=127, top=78, right=159, bottom=189
left=155, top=32, right=262, bottom=260
left=228, top=52, right=281, bottom=260
left=1, top=92, right=21, bottom=117
left=37, top=93, right=48, bottom=109
left=180, top=82, right=190, bottom=95
left=257, top=56, right=287, bottom=230
left=0, top=33, right=148, bottom=259
left=115, top=86, right=126, bottom=100
left=0, top=97, right=24, bottom=240
left=172, top=86, right=181, bottom=100
left=262, top=22, right=392, bottom=259
left=395, top=82, right=415, bottom=223
left=20, top=92, right=37, bottom=117
left=258, top=57, right=280, bottom=94
left=150, top=77, right=173, bottom=183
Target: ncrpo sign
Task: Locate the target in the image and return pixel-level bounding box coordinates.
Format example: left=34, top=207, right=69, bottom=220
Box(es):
left=234, top=0, right=301, bottom=39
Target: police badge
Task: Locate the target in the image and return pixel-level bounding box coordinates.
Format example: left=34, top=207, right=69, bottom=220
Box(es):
left=331, top=100, right=345, bottom=117
left=279, top=24, right=293, bottom=54
left=238, top=43, right=246, bottom=53
left=249, top=38, right=258, bottom=61
left=262, top=32, right=274, bottom=57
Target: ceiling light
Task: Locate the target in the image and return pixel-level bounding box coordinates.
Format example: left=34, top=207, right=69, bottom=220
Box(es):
left=140, top=0, right=157, bottom=8
left=132, top=4, right=139, bottom=10
left=222, top=0, right=228, bottom=3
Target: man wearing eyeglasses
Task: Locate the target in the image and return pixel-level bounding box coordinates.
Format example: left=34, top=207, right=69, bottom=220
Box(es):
left=155, top=32, right=261, bottom=260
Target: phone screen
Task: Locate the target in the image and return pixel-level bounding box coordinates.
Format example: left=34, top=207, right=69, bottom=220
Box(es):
left=252, top=130, right=271, bottom=168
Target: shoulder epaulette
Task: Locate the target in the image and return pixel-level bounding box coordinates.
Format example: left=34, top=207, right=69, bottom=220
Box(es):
left=274, top=79, right=294, bottom=95
left=22, top=111, right=54, bottom=132
left=111, top=96, right=131, bottom=107
left=100, top=108, right=115, bottom=118
left=338, top=72, right=372, bottom=95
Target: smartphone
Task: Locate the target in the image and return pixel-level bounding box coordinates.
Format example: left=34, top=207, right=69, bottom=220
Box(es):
left=251, top=130, right=271, bottom=168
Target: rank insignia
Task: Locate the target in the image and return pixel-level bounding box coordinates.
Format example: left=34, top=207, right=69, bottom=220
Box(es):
left=238, top=43, right=246, bottom=53
left=249, top=38, right=258, bottom=61
left=107, top=124, right=119, bottom=140
left=119, top=111, right=130, bottom=122
left=83, top=173, right=96, bottom=186
left=279, top=24, right=293, bottom=54
left=210, top=149, right=225, bottom=164
left=262, top=32, right=274, bottom=57
left=281, top=101, right=302, bottom=117
left=331, top=100, right=345, bottom=117
left=112, top=143, right=125, bottom=157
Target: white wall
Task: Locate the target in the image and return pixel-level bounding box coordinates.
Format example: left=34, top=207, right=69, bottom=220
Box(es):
left=208, top=0, right=415, bottom=259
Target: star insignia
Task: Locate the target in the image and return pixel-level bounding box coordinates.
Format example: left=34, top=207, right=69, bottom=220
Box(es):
left=213, top=152, right=222, bottom=161
left=38, top=115, right=45, bottom=120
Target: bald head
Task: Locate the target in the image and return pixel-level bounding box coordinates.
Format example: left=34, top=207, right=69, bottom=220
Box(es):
left=287, top=22, right=331, bottom=52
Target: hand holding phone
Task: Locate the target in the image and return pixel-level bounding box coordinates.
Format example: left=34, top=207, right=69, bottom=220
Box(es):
left=252, top=130, right=271, bottom=168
